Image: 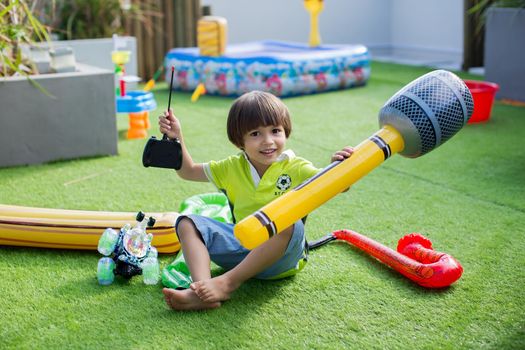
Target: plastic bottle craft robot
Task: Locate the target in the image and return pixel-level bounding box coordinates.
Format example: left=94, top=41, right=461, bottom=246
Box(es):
left=97, top=212, right=160, bottom=285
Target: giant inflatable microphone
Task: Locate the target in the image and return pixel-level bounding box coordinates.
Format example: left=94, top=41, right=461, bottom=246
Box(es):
left=235, top=70, right=474, bottom=249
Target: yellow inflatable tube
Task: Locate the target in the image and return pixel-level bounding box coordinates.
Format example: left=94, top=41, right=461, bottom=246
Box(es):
left=0, top=204, right=180, bottom=253
left=235, top=126, right=404, bottom=249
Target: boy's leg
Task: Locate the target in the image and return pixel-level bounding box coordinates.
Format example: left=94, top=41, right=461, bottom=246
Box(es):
left=177, top=217, right=211, bottom=282
left=191, top=225, right=295, bottom=302
left=164, top=217, right=218, bottom=310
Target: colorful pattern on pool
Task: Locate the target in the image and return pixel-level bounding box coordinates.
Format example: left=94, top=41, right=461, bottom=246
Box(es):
left=165, top=41, right=371, bottom=97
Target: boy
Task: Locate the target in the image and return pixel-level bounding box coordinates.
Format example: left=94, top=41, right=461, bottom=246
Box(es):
left=159, top=91, right=353, bottom=310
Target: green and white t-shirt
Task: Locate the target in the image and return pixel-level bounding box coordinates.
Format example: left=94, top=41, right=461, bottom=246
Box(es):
left=203, top=150, right=319, bottom=223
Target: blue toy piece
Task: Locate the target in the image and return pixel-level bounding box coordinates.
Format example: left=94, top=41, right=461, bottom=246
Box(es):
left=115, top=91, right=157, bottom=114
left=96, top=211, right=160, bottom=285
left=116, top=91, right=157, bottom=139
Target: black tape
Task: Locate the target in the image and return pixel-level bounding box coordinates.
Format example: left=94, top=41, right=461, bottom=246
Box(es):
left=370, top=135, right=391, bottom=160
left=254, top=211, right=276, bottom=237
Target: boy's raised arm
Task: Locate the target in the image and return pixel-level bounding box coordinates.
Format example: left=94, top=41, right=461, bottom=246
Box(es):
left=159, top=109, right=208, bottom=182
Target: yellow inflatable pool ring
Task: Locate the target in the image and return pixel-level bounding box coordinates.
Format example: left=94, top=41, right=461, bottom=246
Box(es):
left=0, top=194, right=235, bottom=253
left=0, top=204, right=180, bottom=253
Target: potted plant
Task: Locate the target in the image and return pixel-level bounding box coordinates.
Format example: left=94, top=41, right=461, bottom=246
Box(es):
left=0, top=0, right=118, bottom=168
left=0, top=0, right=50, bottom=85
left=38, top=0, right=158, bottom=41
left=470, top=0, right=525, bottom=102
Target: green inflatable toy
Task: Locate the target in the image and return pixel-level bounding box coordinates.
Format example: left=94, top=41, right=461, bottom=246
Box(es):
left=161, top=250, right=192, bottom=289
left=179, top=192, right=232, bottom=223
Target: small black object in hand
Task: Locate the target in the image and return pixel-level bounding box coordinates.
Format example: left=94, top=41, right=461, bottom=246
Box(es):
left=142, top=136, right=182, bottom=170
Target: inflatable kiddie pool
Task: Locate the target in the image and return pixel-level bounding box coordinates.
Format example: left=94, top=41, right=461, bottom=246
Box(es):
left=165, top=40, right=370, bottom=97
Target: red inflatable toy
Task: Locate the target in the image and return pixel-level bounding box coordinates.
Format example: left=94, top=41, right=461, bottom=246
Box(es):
left=309, top=230, right=463, bottom=288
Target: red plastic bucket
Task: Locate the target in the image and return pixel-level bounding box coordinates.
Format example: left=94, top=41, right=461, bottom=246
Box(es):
left=464, top=80, right=499, bottom=123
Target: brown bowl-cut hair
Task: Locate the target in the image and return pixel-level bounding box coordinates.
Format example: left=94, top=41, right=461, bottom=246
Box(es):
left=227, top=91, right=292, bottom=148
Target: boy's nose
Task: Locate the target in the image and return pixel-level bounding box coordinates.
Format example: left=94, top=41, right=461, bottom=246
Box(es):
left=262, top=134, right=274, bottom=144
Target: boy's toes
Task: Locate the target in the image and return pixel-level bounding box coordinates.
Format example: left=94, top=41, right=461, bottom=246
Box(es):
left=194, top=287, right=206, bottom=299
left=190, top=281, right=201, bottom=290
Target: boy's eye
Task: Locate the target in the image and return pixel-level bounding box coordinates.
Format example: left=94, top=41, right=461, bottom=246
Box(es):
left=272, top=128, right=283, bottom=134
left=249, top=131, right=260, bottom=137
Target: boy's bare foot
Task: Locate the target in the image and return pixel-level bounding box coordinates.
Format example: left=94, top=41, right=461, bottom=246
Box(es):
left=190, top=275, right=238, bottom=303
left=163, top=288, right=221, bottom=311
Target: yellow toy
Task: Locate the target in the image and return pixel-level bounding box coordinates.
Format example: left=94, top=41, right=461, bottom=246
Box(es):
left=304, top=0, right=324, bottom=47
left=197, top=16, right=227, bottom=57
left=235, top=126, right=403, bottom=249
left=188, top=16, right=228, bottom=102
left=143, top=65, right=164, bottom=92
left=234, top=70, right=474, bottom=249
left=191, top=83, right=207, bottom=102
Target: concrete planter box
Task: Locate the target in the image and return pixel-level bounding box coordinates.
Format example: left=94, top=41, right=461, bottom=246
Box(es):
left=0, top=64, right=117, bottom=168
left=484, top=8, right=525, bottom=102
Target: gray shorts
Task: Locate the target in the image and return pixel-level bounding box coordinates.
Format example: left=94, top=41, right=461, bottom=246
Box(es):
left=175, top=214, right=306, bottom=279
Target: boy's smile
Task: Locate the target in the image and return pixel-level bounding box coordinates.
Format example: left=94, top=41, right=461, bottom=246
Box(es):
left=243, top=125, right=286, bottom=176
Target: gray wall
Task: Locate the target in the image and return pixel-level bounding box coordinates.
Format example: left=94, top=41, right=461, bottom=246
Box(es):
left=201, top=0, right=463, bottom=61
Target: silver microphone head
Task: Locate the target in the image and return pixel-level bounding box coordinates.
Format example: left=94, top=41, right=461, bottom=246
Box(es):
left=378, top=70, right=474, bottom=158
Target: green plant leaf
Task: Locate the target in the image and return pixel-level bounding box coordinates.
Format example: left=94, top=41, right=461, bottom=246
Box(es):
left=22, top=1, right=50, bottom=43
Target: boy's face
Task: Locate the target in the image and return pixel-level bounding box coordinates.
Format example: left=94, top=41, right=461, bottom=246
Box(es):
left=242, top=124, right=287, bottom=174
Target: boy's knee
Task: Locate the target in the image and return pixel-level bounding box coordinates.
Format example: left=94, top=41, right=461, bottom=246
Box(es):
left=176, top=217, right=197, bottom=236
left=176, top=216, right=206, bottom=245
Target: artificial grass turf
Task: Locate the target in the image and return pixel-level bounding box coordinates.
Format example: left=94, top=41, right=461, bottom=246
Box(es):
left=1, top=61, right=524, bottom=349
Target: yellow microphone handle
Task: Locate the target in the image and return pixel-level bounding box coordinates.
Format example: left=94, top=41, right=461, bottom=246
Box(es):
left=234, top=125, right=404, bottom=249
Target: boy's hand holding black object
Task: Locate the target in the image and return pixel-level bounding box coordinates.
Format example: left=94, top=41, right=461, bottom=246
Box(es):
left=142, top=67, right=183, bottom=170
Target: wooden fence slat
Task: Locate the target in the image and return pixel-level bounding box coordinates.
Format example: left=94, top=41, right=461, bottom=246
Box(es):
left=126, top=0, right=201, bottom=81
left=174, top=0, right=185, bottom=47
left=144, top=17, right=154, bottom=80
left=165, top=0, right=175, bottom=51
left=154, top=0, right=165, bottom=79
left=184, top=0, right=194, bottom=46
left=132, top=5, right=145, bottom=79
